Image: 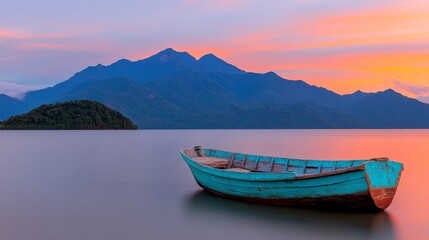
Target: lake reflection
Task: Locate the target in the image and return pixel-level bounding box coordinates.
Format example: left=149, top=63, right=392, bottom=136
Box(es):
left=0, top=130, right=427, bottom=240
left=185, top=191, right=396, bottom=240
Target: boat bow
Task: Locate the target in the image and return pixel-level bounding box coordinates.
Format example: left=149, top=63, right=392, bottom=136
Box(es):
left=364, top=160, right=404, bottom=210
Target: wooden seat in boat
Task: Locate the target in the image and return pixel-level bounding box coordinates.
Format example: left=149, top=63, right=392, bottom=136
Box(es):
left=226, top=168, right=252, bottom=172
left=194, top=157, right=229, bottom=168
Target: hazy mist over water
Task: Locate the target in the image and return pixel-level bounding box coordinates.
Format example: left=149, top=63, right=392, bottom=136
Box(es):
left=0, top=130, right=427, bottom=240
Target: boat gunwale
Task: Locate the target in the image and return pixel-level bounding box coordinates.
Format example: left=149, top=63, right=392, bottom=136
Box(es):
left=202, top=148, right=373, bottom=163
left=180, top=149, right=367, bottom=181
left=295, top=166, right=364, bottom=179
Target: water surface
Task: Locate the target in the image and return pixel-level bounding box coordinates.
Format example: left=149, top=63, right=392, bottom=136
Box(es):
left=0, top=130, right=427, bottom=240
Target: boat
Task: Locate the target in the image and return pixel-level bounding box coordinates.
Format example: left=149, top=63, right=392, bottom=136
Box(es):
left=180, top=146, right=404, bottom=211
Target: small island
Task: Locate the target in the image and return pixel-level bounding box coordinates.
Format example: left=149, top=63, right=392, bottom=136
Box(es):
left=0, top=100, right=137, bottom=130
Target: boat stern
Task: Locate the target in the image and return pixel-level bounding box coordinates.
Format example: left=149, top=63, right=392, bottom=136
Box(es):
left=364, top=160, right=404, bottom=210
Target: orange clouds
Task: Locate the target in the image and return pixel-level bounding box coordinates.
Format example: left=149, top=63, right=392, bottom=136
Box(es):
left=295, top=7, right=429, bottom=96
left=302, top=1, right=429, bottom=46
left=274, top=49, right=429, bottom=97
left=187, top=1, right=429, bottom=100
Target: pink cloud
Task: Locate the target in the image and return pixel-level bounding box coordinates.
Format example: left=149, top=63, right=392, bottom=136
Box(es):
left=393, top=80, right=429, bottom=104
left=417, top=96, right=429, bottom=104
left=183, top=0, right=252, bottom=9
left=0, top=29, right=70, bottom=40
left=0, top=30, right=22, bottom=39
left=394, top=81, right=429, bottom=95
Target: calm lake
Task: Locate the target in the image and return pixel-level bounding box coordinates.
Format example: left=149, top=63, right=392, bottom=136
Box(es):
left=0, top=130, right=427, bottom=240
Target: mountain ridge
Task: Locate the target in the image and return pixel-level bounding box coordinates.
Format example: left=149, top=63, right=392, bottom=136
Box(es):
left=2, top=48, right=429, bottom=128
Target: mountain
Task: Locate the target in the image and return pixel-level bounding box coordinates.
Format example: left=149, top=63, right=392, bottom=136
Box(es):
left=341, top=89, right=429, bottom=128
left=0, top=94, right=29, bottom=120
left=199, top=53, right=244, bottom=74
left=2, top=48, right=429, bottom=128
left=0, top=100, right=137, bottom=130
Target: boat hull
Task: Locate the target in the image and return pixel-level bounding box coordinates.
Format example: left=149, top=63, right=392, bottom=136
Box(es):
left=196, top=181, right=379, bottom=211
left=181, top=149, right=403, bottom=211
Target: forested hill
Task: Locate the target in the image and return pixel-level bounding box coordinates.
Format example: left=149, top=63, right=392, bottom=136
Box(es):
left=0, top=100, right=137, bottom=130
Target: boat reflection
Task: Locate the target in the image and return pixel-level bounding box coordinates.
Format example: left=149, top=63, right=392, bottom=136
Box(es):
left=185, top=190, right=396, bottom=240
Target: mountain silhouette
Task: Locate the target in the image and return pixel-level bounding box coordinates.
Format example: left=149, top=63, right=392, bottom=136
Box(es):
left=0, top=94, right=28, bottom=120
left=2, top=48, right=429, bottom=128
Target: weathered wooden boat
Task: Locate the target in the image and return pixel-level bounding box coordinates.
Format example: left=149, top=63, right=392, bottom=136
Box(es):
left=180, top=146, right=404, bottom=211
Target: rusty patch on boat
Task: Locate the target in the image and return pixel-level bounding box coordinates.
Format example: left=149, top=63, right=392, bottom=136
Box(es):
left=364, top=161, right=403, bottom=210
left=368, top=187, right=397, bottom=210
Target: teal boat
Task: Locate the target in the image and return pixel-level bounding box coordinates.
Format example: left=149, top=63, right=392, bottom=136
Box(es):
left=181, top=146, right=404, bottom=211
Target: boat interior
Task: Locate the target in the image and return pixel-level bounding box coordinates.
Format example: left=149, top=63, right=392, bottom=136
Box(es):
left=183, top=146, right=389, bottom=176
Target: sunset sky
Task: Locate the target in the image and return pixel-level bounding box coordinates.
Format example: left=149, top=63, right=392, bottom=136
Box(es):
left=1, top=0, right=428, bottom=102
